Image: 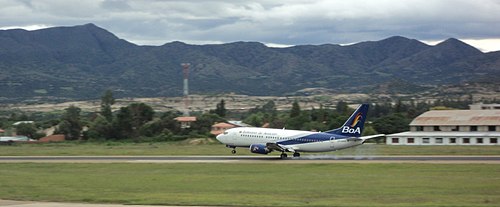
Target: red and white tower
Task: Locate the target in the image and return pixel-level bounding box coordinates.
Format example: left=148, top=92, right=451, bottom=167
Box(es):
left=181, top=63, right=190, bottom=116
left=175, top=63, right=196, bottom=129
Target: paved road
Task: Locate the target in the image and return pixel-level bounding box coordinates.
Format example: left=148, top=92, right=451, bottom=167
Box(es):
left=1, top=155, right=499, bottom=163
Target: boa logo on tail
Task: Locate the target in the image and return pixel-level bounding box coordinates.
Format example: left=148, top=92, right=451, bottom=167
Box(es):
left=342, top=126, right=361, bottom=134
left=341, top=112, right=363, bottom=134
left=350, top=113, right=363, bottom=127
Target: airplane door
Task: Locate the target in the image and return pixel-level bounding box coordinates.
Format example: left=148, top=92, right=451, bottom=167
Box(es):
left=329, top=136, right=335, bottom=149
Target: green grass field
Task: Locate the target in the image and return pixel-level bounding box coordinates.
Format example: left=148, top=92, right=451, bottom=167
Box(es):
left=0, top=163, right=498, bottom=207
left=1, top=140, right=500, bottom=156
left=2, top=141, right=499, bottom=206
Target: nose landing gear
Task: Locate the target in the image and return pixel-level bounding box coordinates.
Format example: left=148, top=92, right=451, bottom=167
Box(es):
left=226, top=145, right=237, bottom=154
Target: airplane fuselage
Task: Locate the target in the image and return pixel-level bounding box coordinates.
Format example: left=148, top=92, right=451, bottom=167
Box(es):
left=216, top=104, right=383, bottom=157
left=217, top=127, right=363, bottom=152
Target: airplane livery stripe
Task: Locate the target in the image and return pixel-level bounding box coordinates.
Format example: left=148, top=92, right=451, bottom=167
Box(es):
left=277, top=133, right=348, bottom=145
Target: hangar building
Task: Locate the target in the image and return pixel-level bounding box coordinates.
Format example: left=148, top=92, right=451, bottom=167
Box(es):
left=386, top=108, right=500, bottom=145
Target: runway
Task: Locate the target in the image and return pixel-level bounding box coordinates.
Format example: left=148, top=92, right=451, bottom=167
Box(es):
left=1, top=155, right=500, bottom=163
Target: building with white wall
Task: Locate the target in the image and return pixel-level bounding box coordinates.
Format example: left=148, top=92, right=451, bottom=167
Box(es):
left=387, top=109, right=500, bottom=145
left=469, top=103, right=500, bottom=110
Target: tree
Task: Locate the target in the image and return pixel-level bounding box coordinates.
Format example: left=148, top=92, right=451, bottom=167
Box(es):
left=310, top=104, right=326, bottom=123
left=244, top=113, right=264, bottom=127
left=9, top=113, right=29, bottom=121
left=190, top=113, right=225, bottom=136
left=286, top=100, right=307, bottom=129
left=395, top=99, right=403, bottom=113
left=290, top=100, right=301, bottom=118
left=336, top=100, right=348, bottom=115
left=57, top=106, right=83, bottom=140
left=101, top=90, right=115, bottom=121
left=328, top=114, right=349, bottom=130
left=372, top=113, right=410, bottom=134
left=159, top=111, right=182, bottom=134
left=113, top=106, right=133, bottom=139
left=362, top=125, right=378, bottom=136
left=262, top=100, right=277, bottom=114
left=286, top=112, right=309, bottom=130
left=262, top=100, right=277, bottom=123
left=244, top=100, right=277, bottom=126
left=128, top=103, right=154, bottom=129
left=112, top=103, right=155, bottom=140
left=138, top=112, right=180, bottom=138
left=302, top=121, right=327, bottom=132
left=87, top=115, right=114, bottom=140
left=15, top=123, right=37, bottom=139
left=214, top=99, right=226, bottom=117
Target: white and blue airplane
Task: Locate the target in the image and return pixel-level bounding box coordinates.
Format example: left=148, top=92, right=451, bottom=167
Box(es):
left=216, top=104, right=384, bottom=158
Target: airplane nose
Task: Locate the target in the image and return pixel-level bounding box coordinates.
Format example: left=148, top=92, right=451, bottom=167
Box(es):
left=216, top=134, right=224, bottom=143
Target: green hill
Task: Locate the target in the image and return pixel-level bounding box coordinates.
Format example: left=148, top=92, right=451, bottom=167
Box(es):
left=0, top=23, right=498, bottom=102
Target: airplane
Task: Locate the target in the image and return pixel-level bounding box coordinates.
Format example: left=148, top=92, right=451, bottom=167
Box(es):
left=216, top=103, right=385, bottom=158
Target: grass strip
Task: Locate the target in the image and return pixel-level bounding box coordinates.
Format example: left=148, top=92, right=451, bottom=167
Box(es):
left=0, top=163, right=499, bottom=206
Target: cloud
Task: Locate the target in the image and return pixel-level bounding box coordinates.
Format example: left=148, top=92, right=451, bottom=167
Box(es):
left=423, top=38, right=500, bottom=52
left=0, top=0, right=499, bottom=51
left=100, top=0, right=131, bottom=11
left=0, top=24, right=52, bottom=31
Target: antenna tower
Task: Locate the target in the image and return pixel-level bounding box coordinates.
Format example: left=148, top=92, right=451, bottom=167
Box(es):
left=181, top=63, right=190, bottom=116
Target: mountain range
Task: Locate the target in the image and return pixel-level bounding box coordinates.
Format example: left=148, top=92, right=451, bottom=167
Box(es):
left=0, top=23, right=499, bottom=102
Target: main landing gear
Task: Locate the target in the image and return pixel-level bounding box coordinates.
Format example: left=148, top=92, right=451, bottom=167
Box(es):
left=280, top=152, right=301, bottom=159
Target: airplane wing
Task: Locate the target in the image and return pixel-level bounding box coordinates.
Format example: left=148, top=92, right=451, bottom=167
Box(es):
left=346, top=134, right=385, bottom=142
left=360, top=134, right=385, bottom=142
left=360, top=134, right=385, bottom=140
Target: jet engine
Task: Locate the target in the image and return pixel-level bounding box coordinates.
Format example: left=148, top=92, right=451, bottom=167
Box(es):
left=249, top=144, right=270, bottom=154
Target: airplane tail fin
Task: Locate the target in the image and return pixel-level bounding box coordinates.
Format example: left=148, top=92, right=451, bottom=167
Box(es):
left=325, top=104, right=369, bottom=137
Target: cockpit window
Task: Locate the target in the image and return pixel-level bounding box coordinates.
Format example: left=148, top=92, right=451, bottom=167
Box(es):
left=223, top=131, right=229, bottom=135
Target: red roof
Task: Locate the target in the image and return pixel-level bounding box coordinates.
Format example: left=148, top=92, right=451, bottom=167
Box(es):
left=0, top=129, right=4, bottom=133
left=212, top=122, right=236, bottom=128
left=210, top=122, right=238, bottom=135
left=175, top=116, right=197, bottom=122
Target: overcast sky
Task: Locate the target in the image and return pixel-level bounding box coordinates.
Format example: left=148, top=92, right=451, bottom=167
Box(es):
left=1, top=0, right=500, bottom=52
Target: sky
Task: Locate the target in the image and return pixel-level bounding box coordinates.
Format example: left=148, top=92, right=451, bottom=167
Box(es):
left=1, top=0, right=500, bottom=52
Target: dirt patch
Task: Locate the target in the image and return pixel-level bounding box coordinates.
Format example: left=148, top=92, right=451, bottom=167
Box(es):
left=184, top=138, right=216, bottom=145
left=4, top=94, right=372, bottom=113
